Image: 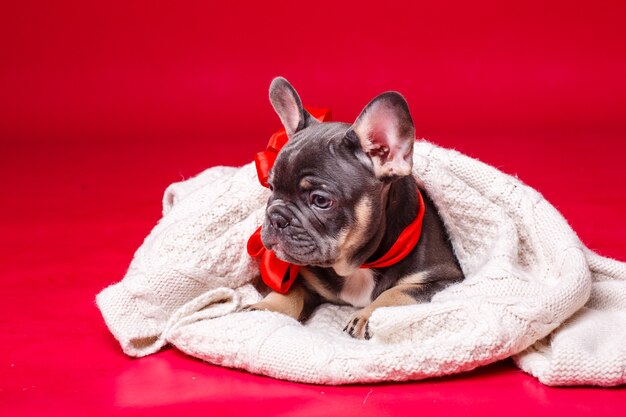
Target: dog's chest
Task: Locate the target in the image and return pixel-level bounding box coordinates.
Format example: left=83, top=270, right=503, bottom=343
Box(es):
left=339, top=269, right=376, bottom=308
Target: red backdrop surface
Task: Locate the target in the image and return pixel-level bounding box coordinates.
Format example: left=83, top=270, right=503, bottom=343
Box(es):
left=1, top=1, right=625, bottom=416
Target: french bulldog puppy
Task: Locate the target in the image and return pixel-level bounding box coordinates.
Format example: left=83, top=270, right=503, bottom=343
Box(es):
left=248, top=77, right=464, bottom=339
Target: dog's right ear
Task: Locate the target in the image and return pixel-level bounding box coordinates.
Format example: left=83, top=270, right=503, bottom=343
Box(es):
left=348, top=92, right=415, bottom=180
left=269, top=77, right=315, bottom=136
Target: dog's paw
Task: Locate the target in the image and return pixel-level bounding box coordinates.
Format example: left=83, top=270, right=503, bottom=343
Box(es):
left=343, top=309, right=373, bottom=340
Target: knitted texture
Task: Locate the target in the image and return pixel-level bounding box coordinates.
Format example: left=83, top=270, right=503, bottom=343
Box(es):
left=96, top=141, right=626, bottom=386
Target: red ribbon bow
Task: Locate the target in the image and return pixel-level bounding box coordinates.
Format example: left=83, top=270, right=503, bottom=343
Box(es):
left=246, top=106, right=425, bottom=294
left=246, top=229, right=299, bottom=294
left=247, top=107, right=332, bottom=293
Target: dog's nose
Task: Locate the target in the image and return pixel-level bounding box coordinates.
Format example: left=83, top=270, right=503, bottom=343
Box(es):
left=269, top=212, right=290, bottom=230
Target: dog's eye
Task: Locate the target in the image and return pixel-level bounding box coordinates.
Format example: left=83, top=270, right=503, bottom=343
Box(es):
left=310, top=193, right=333, bottom=209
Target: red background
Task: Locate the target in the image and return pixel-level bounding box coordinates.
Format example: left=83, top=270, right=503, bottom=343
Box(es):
left=1, top=1, right=625, bottom=416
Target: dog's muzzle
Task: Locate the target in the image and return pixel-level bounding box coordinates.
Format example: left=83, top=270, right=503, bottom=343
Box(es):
left=266, top=203, right=293, bottom=231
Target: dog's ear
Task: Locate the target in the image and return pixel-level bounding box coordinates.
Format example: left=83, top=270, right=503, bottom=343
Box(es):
left=269, top=77, right=316, bottom=136
left=348, top=92, right=415, bottom=180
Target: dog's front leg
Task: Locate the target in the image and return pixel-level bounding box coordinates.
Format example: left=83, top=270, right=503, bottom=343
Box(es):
left=245, top=284, right=320, bottom=322
left=344, top=284, right=421, bottom=340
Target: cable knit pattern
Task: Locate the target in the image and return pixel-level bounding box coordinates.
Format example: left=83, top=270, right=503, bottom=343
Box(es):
left=96, top=141, right=626, bottom=386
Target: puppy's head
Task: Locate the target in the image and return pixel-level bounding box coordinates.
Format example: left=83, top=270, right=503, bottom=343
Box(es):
left=261, top=77, right=415, bottom=276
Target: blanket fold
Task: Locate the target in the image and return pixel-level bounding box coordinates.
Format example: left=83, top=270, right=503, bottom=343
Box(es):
left=96, top=141, right=626, bottom=386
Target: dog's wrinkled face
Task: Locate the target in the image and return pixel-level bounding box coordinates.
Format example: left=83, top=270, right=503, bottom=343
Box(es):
left=261, top=77, right=416, bottom=275
left=262, top=122, right=383, bottom=270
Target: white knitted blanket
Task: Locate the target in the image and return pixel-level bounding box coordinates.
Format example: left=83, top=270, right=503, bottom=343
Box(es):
left=96, top=141, right=626, bottom=386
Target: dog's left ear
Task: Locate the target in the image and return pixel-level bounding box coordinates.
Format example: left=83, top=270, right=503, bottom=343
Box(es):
left=269, top=77, right=316, bottom=137
left=349, top=92, right=415, bottom=180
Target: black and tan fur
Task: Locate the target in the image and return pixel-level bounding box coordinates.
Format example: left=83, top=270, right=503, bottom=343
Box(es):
left=247, top=77, right=464, bottom=339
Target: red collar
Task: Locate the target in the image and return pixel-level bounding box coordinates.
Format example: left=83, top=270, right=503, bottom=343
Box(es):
left=360, top=188, right=425, bottom=269
left=247, top=107, right=424, bottom=294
